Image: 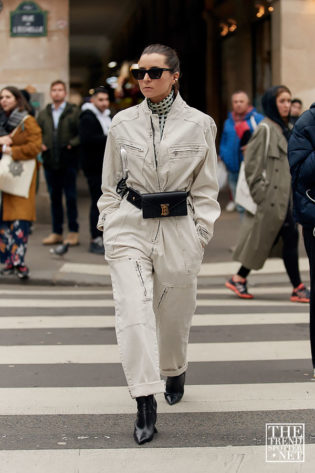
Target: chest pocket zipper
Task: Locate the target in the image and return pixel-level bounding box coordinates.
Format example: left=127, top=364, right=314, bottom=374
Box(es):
left=168, top=145, right=205, bottom=159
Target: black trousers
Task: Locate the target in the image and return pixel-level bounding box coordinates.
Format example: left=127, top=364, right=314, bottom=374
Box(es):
left=44, top=167, right=79, bottom=234
left=238, top=209, right=301, bottom=288
left=303, top=227, right=315, bottom=368
left=86, top=174, right=103, bottom=240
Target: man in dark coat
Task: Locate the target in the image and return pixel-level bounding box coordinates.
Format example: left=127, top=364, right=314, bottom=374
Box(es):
left=37, top=80, right=80, bottom=246
left=79, top=87, right=111, bottom=253
left=288, top=104, right=315, bottom=376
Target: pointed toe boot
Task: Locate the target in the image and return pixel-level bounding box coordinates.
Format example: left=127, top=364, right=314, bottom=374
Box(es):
left=133, top=395, right=158, bottom=445
left=164, top=372, right=186, bottom=405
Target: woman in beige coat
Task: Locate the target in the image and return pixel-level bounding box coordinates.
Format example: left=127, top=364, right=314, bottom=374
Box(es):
left=0, top=86, right=41, bottom=279
left=226, top=85, right=309, bottom=302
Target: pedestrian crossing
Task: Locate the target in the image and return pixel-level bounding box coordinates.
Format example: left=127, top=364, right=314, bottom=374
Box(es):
left=0, top=283, right=314, bottom=473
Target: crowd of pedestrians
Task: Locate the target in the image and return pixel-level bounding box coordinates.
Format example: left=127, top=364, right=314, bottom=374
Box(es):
left=0, top=80, right=113, bottom=278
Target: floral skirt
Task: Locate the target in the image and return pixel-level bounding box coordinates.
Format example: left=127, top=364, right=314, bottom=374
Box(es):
left=0, top=220, right=30, bottom=267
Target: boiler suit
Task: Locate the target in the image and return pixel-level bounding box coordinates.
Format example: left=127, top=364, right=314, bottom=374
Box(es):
left=97, top=93, right=220, bottom=398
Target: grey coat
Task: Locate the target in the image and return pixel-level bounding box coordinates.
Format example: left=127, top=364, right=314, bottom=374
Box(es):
left=233, top=118, right=291, bottom=270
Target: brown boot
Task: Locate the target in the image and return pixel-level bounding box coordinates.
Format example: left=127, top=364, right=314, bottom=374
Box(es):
left=42, top=233, right=63, bottom=245
left=64, top=232, right=79, bottom=246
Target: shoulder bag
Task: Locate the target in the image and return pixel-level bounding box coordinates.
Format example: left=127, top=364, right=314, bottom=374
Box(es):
left=0, top=116, right=36, bottom=198
left=235, top=122, right=270, bottom=215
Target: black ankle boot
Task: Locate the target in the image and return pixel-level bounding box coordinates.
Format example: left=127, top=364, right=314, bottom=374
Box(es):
left=164, top=372, right=186, bottom=405
left=133, top=395, right=157, bottom=445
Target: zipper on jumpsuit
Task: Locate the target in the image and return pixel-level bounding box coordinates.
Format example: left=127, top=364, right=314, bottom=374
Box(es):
left=150, top=116, right=161, bottom=243
left=135, top=260, right=147, bottom=297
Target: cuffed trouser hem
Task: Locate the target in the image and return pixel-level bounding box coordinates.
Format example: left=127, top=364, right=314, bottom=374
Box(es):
left=160, top=364, right=187, bottom=378
left=128, top=380, right=166, bottom=399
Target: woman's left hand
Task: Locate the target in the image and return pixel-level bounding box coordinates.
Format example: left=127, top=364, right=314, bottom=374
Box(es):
left=4, top=145, right=12, bottom=155
left=0, top=135, right=13, bottom=146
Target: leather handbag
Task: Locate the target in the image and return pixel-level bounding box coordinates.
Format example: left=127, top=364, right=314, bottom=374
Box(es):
left=142, top=191, right=188, bottom=218
left=127, top=187, right=188, bottom=218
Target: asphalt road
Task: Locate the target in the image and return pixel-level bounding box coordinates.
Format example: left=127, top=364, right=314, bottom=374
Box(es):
left=0, top=279, right=315, bottom=472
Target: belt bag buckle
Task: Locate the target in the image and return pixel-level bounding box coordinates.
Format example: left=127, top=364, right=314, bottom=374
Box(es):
left=142, top=191, right=188, bottom=219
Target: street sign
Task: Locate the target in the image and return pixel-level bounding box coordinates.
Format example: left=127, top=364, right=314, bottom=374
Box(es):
left=10, top=1, right=47, bottom=37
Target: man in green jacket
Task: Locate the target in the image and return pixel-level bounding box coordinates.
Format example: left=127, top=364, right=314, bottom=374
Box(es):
left=37, top=80, right=80, bottom=246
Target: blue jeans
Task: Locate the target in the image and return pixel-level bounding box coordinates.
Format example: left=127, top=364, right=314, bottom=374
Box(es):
left=44, top=167, right=79, bottom=235
left=228, top=170, right=244, bottom=215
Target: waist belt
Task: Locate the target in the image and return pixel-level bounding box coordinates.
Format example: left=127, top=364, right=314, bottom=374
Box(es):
left=127, top=187, right=189, bottom=219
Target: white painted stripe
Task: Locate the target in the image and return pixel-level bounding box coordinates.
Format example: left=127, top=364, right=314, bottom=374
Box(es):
left=0, top=383, right=314, bottom=416
left=15, top=283, right=307, bottom=297
left=0, top=299, right=114, bottom=308
left=0, top=313, right=308, bottom=329
left=59, top=257, right=309, bottom=277
left=0, top=341, right=311, bottom=364
left=198, top=286, right=293, bottom=295
left=199, top=257, right=309, bottom=276
left=0, top=289, right=113, bottom=296
left=0, top=286, right=294, bottom=296
left=2, top=445, right=315, bottom=473
left=0, top=298, right=305, bottom=307
left=60, top=263, right=111, bottom=275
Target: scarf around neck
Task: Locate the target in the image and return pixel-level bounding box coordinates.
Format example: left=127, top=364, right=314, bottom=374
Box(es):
left=0, top=107, right=28, bottom=136
left=147, top=90, right=174, bottom=137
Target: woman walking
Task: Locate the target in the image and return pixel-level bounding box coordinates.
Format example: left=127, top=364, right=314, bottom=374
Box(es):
left=98, top=44, right=220, bottom=444
left=226, top=85, right=309, bottom=302
left=0, top=86, right=41, bottom=279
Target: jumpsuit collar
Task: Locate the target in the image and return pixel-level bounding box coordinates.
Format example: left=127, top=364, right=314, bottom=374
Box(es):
left=146, top=90, right=174, bottom=137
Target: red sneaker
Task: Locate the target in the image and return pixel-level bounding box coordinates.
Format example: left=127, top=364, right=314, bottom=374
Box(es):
left=225, top=277, right=253, bottom=299
left=290, top=283, right=310, bottom=303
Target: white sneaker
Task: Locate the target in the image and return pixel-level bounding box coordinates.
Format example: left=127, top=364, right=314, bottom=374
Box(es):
left=225, top=201, right=236, bottom=212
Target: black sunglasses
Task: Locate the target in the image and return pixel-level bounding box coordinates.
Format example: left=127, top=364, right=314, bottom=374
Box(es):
left=130, top=67, right=173, bottom=80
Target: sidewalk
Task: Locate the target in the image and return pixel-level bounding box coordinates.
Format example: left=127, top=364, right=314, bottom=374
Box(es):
left=0, top=179, right=309, bottom=287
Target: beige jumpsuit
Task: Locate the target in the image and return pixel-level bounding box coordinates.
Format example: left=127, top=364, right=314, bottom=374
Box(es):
left=97, top=94, right=220, bottom=398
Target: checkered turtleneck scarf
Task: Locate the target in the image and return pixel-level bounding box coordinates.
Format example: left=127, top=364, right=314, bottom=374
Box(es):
left=147, top=90, right=174, bottom=137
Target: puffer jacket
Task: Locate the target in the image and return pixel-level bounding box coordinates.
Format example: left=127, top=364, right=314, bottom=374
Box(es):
left=219, top=108, right=264, bottom=172
left=97, top=93, right=221, bottom=246
left=288, top=103, right=315, bottom=229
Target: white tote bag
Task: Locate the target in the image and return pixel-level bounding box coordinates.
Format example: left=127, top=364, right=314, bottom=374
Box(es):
left=235, top=122, right=270, bottom=215
left=0, top=116, right=36, bottom=198
left=0, top=152, right=35, bottom=198
left=217, top=159, right=228, bottom=190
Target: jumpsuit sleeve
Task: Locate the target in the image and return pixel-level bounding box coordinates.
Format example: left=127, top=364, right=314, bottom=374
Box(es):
left=190, top=118, right=221, bottom=246
left=97, top=125, right=123, bottom=231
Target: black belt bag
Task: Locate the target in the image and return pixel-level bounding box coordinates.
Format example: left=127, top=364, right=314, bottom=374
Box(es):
left=127, top=187, right=188, bottom=219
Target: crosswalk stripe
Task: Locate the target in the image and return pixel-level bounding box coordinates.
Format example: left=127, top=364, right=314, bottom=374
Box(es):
left=0, top=340, right=311, bottom=364
left=59, top=257, right=310, bottom=277
left=0, top=298, right=307, bottom=307
left=0, top=383, right=314, bottom=415
left=0, top=289, right=113, bottom=296
left=0, top=286, right=295, bottom=296
left=0, top=313, right=308, bottom=329
left=2, top=445, right=315, bottom=473
left=0, top=283, right=312, bottom=468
